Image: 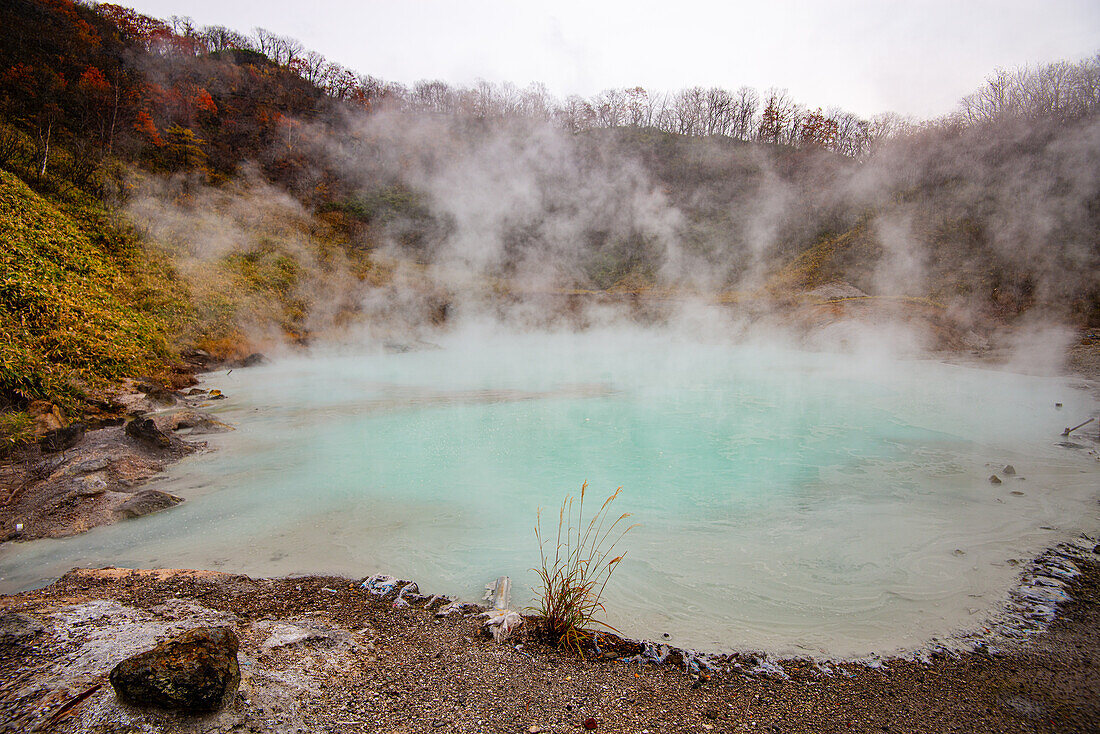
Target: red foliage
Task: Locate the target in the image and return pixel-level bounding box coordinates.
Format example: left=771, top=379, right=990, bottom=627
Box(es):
left=133, top=109, right=163, bottom=146
left=40, top=0, right=101, bottom=49
left=192, top=88, right=217, bottom=115
left=78, top=66, right=111, bottom=94
left=2, top=63, right=38, bottom=92
left=96, top=3, right=171, bottom=47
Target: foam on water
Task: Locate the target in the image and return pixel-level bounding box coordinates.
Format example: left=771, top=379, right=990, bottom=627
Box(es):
left=3, top=327, right=1098, bottom=656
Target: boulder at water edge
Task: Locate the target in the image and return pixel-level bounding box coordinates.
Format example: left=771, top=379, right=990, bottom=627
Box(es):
left=125, top=417, right=172, bottom=448
left=109, top=626, right=241, bottom=712
left=117, top=490, right=184, bottom=519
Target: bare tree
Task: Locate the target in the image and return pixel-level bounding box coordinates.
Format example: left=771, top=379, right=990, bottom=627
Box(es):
left=956, top=55, right=1100, bottom=124
left=201, top=25, right=253, bottom=53
left=558, top=95, right=595, bottom=133
left=290, top=50, right=328, bottom=85
left=252, top=28, right=303, bottom=65
left=671, top=87, right=708, bottom=135
left=623, top=86, right=651, bottom=126
left=732, top=86, right=759, bottom=141
left=703, top=87, right=733, bottom=136
left=521, top=82, right=555, bottom=121
left=412, top=79, right=455, bottom=115
left=593, top=88, right=626, bottom=127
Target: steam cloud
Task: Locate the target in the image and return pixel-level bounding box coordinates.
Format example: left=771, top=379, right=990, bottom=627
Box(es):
left=121, top=61, right=1100, bottom=369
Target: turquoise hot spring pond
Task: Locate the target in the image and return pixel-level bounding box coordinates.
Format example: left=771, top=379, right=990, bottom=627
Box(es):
left=2, top=327, right=1098, bottom=657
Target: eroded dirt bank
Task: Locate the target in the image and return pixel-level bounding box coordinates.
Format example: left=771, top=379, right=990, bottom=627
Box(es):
left=2, top=559, right=1099, bottom=734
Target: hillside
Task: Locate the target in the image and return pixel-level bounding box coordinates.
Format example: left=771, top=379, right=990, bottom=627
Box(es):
left=1, top=0, right=1098, bottom=448
left=0, top=169, right=182, bottom=443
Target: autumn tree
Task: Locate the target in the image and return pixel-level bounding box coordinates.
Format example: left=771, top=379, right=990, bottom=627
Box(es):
left=758, top=88, right=793, bottom=144
left=798, top=107, right=838, bottom=149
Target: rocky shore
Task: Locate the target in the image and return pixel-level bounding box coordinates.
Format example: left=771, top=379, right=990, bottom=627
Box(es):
left=0, top=350, right=250, bottom=543
left=2, top=554, right=1099, bottom=734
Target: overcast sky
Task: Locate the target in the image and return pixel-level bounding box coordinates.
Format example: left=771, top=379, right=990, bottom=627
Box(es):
left=116, top=0, right=1099, bottom=119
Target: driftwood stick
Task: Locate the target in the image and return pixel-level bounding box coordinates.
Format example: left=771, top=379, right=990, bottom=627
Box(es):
left=1062, top=417, right=1095, bottom=436
left=41, top=682, right=102, bottom=729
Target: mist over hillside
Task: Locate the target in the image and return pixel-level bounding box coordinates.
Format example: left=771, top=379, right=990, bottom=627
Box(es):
left=1, top=0, right=1099, bottom=429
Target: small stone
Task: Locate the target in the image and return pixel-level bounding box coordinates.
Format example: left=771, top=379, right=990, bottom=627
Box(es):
left=76, top=475, right=108, bottom=496
left=117, top=490, right=184, bottom=519
left=989, top=475, right=1002, bottom=485
left=703, top=708, right=720, bottom=720
left=1002, top=465, right=1016, bottom=476
left=109, top=627, right=240, bottom=711
left=583, top=718, right=598, bottom=730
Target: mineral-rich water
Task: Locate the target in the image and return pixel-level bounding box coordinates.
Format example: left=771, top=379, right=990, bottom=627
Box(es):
left=2, top=327, right=1097, bottom=656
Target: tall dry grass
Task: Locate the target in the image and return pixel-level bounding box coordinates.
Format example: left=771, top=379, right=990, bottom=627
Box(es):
left=532, top=481, right=639, bottom=652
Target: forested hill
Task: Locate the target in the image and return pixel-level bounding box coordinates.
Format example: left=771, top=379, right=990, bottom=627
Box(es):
left=1, top=0, right=1099, bottom=445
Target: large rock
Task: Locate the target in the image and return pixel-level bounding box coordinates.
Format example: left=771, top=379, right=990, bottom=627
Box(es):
left=109, top=626, right=240, bottom=712
left=40, top=422, right=85, bottom=453
left=125, top=417, right=171, bottom=448
left=154, top=410, right=231, bottom=435
left=117, top=490, right=184, bottom=519
left=237, top=352, right=266, bottom=368
left=28, top=400, right=65, bottom=437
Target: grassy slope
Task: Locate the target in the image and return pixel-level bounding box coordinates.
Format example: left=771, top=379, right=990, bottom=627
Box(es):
left=0, top=169, right=187, bottom=442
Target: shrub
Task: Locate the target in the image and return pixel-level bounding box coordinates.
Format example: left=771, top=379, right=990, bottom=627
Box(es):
left=532, top=482, right=638, bottom=652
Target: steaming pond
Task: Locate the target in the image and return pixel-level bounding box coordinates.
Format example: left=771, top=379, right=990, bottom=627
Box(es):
left=2, top=328, right=1099, bottom=657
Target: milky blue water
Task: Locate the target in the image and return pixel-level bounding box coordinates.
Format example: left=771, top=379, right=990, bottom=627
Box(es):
left=2, top=328, right=1097, bottom=656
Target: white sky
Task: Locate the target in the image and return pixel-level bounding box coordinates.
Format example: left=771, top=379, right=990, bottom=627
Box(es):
left=116, top=0, right=1099, bottom=119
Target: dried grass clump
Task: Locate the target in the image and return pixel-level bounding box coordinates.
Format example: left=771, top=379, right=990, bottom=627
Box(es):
left=532, top=481, right=638, bottom=653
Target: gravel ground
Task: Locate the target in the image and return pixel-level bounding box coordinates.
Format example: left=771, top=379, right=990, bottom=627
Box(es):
left=2, top=557, right=1099, bottom=734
